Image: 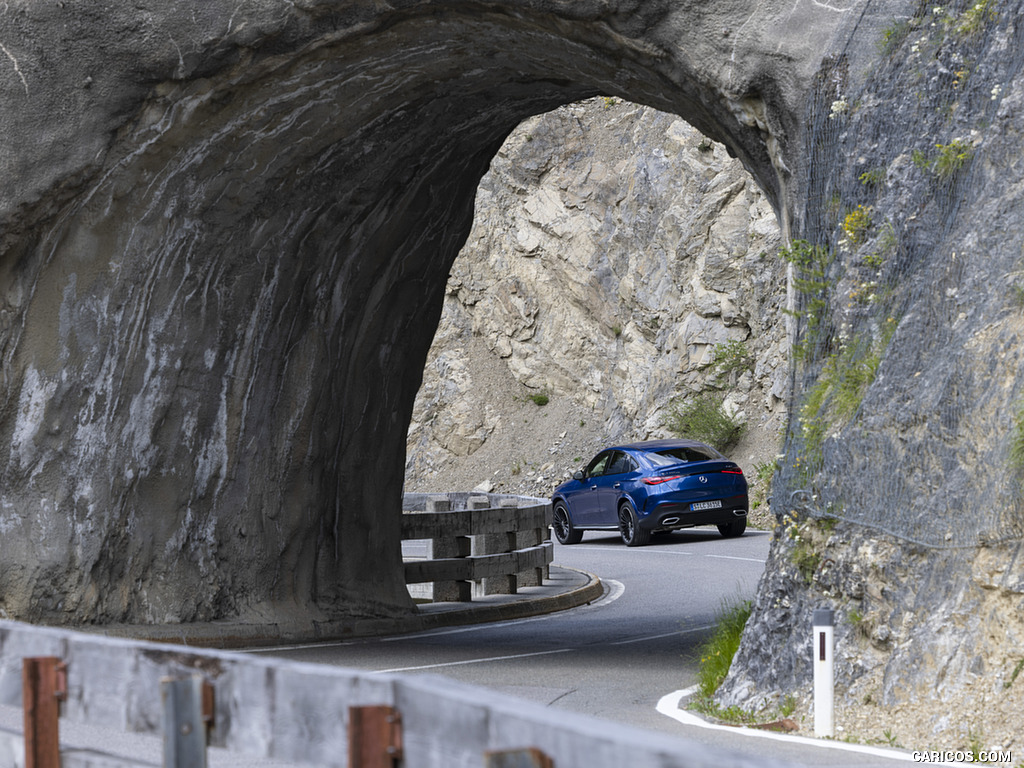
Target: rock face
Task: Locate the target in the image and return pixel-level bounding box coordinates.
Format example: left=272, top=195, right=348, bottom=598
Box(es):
left=405, top=99, right=787, bottom=498
left=2, top=0, right=1024, bottom=750
left=717, top=2, right=1024, bottom=750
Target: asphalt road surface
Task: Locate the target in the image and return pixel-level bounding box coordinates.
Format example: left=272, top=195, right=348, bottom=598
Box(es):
left=256, top=528, right=914, bottom=767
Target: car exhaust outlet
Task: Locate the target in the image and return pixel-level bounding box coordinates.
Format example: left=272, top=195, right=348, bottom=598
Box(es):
left=661, top=517, right=680, bottom=526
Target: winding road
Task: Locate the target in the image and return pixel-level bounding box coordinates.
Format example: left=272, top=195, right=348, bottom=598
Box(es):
left=255, top=528, right=912, bottom=767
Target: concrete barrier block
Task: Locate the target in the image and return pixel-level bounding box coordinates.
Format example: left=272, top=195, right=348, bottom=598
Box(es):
left=265, top=666, right=350, bottom=764
left=66, top=638, right=151, bottom=729
left=216, top=657, right=396, bottom=764
left=0, top=625, right=66, bottom=707
left=0, top=726, right=24, bottom=768
left=392, top=675, right=491, bottom=768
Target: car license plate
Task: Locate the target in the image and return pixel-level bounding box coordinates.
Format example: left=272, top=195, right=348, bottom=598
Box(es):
left=691, top=500, right=723, bottom=511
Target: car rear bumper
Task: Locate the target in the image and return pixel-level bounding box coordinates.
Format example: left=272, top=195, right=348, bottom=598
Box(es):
left=639, top=494, right=748, bottom=531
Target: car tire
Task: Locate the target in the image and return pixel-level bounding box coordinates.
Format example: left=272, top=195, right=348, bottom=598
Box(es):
left=552, top=502, right=583, bottom=545
left=717, top=518, right=747, bottom=538
left=618, top=503, right=650, bottom=547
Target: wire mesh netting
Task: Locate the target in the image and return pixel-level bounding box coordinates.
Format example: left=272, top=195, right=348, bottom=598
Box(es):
left=775, top=0, right=1024, bottom=549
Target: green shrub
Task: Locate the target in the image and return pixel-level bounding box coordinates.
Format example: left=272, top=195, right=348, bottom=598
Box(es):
left=779, top=695, right=797, bottom=718
left=791, top=541, right=821, bottom=584
left=877, top=18, right=913, bottom=56
left=529, top=393, right=549, bottom=406
left=798, top=374, right=831, bottom=470
left=932, top=139, right=974, bottom=179
left=667, top=392, right=745, bottom=452
left=831, top=349, right=882, bottom=421
left=797, top=321, right=895, bottom=471
left=954, top=0, right=997, bottom=38
left=913, top=140, right=974, bottom=179
left=749, top=459, right=779, bottom=517
left=858, top=167, right=886, bottom=188
left=1011, top=402, right=1024, bottom=476
left=779, top=241, right=832, bottom=359
left=755, top=459, right=778, bottom=483
left=863, top=251, right=885, bottom=269
left=709, top=339, right=753, bottom=382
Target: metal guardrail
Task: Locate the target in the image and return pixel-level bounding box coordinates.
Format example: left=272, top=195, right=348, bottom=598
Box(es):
left=0, top=621, right=792, bottom=768
left=401, top=494, right=553, bottom=603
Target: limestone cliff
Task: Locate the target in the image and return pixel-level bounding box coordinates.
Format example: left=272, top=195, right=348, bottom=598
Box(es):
left=405, top=98, right=787, bottom=501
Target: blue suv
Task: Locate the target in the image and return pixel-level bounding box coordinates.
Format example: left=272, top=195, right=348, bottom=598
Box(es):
left=551, top=439, right=748, bottom=546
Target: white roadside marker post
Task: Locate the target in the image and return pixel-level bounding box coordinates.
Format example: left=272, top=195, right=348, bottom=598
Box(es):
left=813, top=607, right=835, bottom=738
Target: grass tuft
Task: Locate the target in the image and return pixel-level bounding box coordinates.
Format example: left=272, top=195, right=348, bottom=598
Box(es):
left=1004, top=659, right=1024, bottom=689
left=696, top=599, right=753, bottom=699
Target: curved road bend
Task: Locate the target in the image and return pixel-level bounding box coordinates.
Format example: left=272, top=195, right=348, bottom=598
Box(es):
left=253, top=529, right=912, bottom=767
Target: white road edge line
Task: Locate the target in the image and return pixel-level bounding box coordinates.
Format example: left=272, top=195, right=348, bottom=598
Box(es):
left=374, top=648, right=574, bottom=674
left=587, top=578, right=625, bottom=608
left=610, top=624, right=714, bottom=646
left=570, top=546, right=767, bottom=565
left=656, top=687, right=916, bottom=762
left=379, top=613, right=558, bottom=642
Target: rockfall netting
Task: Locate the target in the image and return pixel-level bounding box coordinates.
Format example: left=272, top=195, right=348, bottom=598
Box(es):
left=775, top=0, right=1024, bottom=548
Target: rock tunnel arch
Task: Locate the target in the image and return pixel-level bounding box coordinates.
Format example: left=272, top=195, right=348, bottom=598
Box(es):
left=0, top=1, right=852, bottom=626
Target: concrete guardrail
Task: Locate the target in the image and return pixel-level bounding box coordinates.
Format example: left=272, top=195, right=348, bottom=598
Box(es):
left=401, top=493, right=552, bottom=603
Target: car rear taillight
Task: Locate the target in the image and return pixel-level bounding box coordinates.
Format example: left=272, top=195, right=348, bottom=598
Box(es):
left=722, top=469, right=743, bottom=475
left=643, top=475, right=681, bottom=485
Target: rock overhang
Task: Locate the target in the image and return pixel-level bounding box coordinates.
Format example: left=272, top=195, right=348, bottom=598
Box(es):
left=0, top=0, right=858, bottom=625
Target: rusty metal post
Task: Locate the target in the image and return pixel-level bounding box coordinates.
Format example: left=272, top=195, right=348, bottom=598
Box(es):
left=485, top=748, right=554, bottom=768
left=348, top=705, right=402, bottom=768
left=22, top=656, right=67, bottom=768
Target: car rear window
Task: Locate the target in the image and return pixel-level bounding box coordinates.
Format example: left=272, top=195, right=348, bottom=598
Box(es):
left=644, top=446, right=720, bottom=464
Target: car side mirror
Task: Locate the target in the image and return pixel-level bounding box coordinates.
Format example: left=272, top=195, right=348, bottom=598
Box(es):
left=573, top=470, right=584, bottom=481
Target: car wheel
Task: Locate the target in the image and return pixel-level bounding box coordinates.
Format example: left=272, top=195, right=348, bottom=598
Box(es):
left=552, top=502, right=583, bottom=545
left=618, top=503, right=650, bottom=547
left=717, top=518, right=747, bottom=538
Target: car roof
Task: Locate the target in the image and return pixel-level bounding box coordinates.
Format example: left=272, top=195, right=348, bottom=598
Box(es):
left=609, top=438, right=717, bottom=452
